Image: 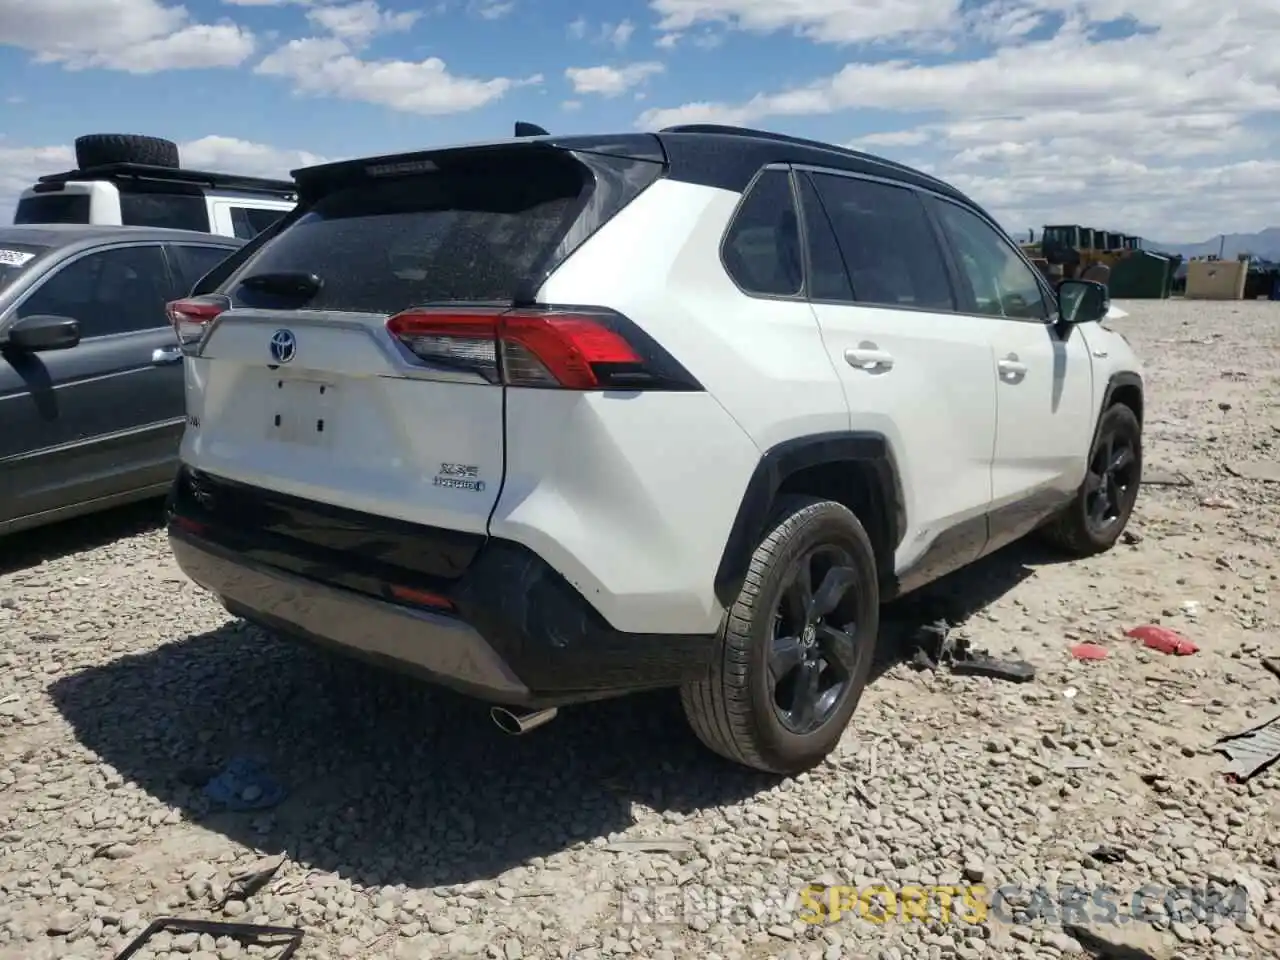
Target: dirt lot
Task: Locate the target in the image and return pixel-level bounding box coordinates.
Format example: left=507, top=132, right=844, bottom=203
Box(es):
left=1, top=298, right=1278, bottom=960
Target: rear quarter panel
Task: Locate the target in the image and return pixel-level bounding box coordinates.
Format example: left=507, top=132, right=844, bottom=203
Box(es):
left=496, top=178, right=848, bottom=635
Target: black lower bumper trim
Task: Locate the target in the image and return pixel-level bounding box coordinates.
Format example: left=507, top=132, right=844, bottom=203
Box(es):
left=168, top=505, right=720, bottom=706
left=170, top=530, right=533, bottom=705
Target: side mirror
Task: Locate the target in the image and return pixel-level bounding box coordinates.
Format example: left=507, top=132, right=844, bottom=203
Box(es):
left=4, top=314, right=81, bottom=352
left=1056, top=279, right=1109, bottom=325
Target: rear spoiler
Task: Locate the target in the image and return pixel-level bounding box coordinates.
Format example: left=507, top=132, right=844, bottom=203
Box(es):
left=290, top=132, right=667, bottom=201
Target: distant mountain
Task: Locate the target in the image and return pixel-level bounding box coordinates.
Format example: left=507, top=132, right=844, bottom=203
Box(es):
left=1147, top=227, right=1280, bottom=262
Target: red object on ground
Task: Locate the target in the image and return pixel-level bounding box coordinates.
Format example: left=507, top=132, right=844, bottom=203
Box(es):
left=1069, top=643, right=1109, bottom=660
left=1124, top=625, right=1199, bottom=656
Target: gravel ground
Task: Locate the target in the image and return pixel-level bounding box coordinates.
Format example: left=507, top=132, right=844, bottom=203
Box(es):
left=1, top=298, right=1278, bottom=960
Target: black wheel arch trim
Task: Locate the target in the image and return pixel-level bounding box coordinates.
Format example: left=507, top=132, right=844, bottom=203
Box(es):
left=712, top=431, right=905, bottom=608
left=1093, top=371, right=1144, bottom=446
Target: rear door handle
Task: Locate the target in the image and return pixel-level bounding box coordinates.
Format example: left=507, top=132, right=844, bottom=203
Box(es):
left=998, top=354, right=1027, bottom=379
left=844, top=347, right=895, bottom=372
left=152, top=346, right=183, bottom=365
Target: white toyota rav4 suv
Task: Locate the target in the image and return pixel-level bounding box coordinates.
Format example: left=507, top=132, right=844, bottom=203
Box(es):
left=163, top=125, right=1144, bottom=775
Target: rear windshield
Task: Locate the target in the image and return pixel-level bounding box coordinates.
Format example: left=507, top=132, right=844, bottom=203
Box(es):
left=15, top=194, right=90, bottom=225
left=0, top=244, right=51, bottom=292
left=228, top=152, right=592, bottom=314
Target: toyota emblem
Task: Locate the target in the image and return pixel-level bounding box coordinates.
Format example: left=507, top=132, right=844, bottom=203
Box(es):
left=269, top=329, right=296, bottom=364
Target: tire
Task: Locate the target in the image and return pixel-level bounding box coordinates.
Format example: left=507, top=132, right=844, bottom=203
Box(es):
left=681, top=496, right=879, bottom=775
left=75, top=134, right=180, bottom=170
left=1041, top=403, right=1142, bottom=557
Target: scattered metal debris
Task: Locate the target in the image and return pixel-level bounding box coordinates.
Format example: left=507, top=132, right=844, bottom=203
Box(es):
left=217, top=854, right=286, bottom=910
left=1213, top=714, right=1280, bottom=783
left=1224, top=461, right=1280, bottom=483
left=908, top=620, right=1036, bottom=683
left=604, top=838, right=695, bottom=855
left=1200, top=495, right=1241, bottom=509
left=114, top=918, right=303, bottom=960
left=1140, top=469, right=1193, bottom=487
left=1124, top=625, right=1198, bottom=656
left=849, top=781, right=876, bottom=808
left=1089, top=845, right=1128, bottom=865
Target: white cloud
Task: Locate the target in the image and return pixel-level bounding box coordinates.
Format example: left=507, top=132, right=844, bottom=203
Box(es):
left=307, top=1, right=419, bottom=44
left=179, top=136, right=330, bottom=176
left=256, top=37, right=542, bottom=114
left=0, top=0, right=256, bottom=73
left=566, top=61, right=664, bottom=97
left=0, top=137, right=328, bottom=220
left=637, top=1, right=1280, bottom=237
left=471, top=0, right=515, bottom=19
left=608, top=20, right=635, bottom=48
left=849, top=129, right=931, bottom=148
left=561, top=99, right=583, bottom=111
left=567, top=16, right=636, bottom=49
left=649, top=0, right=961, bottom=46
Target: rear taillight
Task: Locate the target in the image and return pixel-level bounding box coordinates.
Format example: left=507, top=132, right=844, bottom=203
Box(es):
left=385, top=306, right=698, bottom=391
left=166, top=295, right=229, bottom=346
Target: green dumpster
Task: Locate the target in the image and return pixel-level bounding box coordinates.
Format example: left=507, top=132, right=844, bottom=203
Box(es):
left=1109, top=251, right=1173, bottom=299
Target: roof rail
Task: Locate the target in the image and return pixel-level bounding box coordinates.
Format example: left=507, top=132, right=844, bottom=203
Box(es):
left=658, top=123, right=953, bottom=190
left=35, top=162, right=296, bottom=197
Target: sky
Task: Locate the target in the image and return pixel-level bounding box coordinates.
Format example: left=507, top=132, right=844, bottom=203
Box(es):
left=0, top=0, right=1277, bottom=244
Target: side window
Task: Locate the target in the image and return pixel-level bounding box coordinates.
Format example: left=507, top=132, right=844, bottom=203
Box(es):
left=808, top=173, right=955, bottom=311
left=933, top=201, right=1049, bottom=320
left=17, top=245, right=172, bottom=337
left=120, top=190, right=211, bottom=233
left=169, top=244, right=234, bottom=295
left=796, top=174, right=853, bottom=301
left=722, top=168, right=803, bottom=297
left=230, top=206, right=286, bottom=239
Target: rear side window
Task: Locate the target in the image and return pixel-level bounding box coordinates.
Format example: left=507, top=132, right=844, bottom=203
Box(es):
left=722, top=169, right=803, bottom=297
left=796, top=174, right=853, bottom=301
left=229, top=206, right=286, bottom=239
left=229, top=152, right=597, bottom=314
left=169, top=244, right=235, bottom=295
left=14, top=194, right=90, bottom=225
left=806, top=172, right=955, bottom=311
left=120, top=190, right=210, bottom=233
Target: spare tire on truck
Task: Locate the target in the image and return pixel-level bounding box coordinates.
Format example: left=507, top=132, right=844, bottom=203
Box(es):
left=75, top=134, right=180, bottom=170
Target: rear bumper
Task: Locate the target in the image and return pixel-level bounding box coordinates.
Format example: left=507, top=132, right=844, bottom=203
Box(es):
left=166, top=470, right=719, bottom=707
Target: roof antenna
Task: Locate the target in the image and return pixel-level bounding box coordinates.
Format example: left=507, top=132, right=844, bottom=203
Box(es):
left=514, top=121, right=549, bottom=138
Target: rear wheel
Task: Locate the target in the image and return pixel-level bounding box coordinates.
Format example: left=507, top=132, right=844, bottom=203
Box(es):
left=1041, top=403, right=1142, bottom=556
left=681, top=496, right=879, bottom=775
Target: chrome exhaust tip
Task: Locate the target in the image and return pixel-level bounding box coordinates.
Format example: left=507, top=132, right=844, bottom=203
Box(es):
left=490, top=705, right=558, bottom=735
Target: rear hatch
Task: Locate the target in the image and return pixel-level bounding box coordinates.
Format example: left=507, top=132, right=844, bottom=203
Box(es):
left=174, top=137, right=667, bottom=536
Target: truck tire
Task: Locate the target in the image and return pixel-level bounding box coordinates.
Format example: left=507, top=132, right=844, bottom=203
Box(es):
left=75, top=134, right=180, bottom=170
